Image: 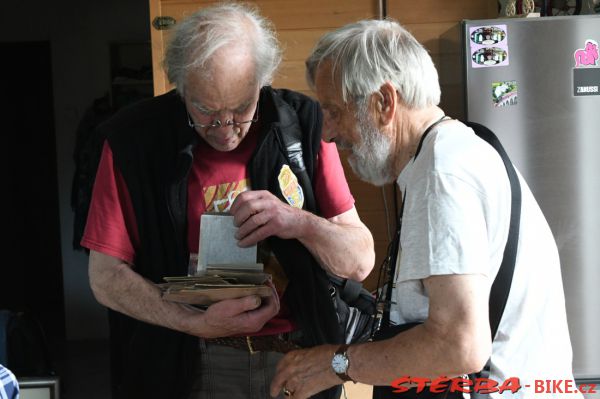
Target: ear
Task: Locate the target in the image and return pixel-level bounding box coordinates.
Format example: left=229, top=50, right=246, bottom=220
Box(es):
left=374, top=81, right=397, bottom=126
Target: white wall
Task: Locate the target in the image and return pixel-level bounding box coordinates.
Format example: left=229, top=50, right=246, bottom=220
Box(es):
left=2, top=0, right=150, bottom=339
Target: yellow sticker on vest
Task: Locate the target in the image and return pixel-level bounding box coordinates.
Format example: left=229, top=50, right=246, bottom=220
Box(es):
left=278, top=164, right=304, bottom=209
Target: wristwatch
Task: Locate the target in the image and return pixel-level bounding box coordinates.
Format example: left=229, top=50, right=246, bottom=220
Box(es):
left=331, top=344, right=355, bottom=383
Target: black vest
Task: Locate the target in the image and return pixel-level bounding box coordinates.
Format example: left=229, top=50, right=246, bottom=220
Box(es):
left=101, top=87, right=343, bottom=399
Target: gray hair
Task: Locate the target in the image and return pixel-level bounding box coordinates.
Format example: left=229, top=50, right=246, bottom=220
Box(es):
left=164, top=2, right=282, bottom=95
left=306, top=19, right=440, bottom=109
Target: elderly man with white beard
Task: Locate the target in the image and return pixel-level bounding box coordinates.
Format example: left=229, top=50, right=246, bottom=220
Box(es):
left=270, top=19, right=580, bottom=399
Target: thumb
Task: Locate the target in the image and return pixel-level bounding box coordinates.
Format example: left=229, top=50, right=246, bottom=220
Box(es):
left=209, top=295, right=262, bottom=317
left=238, top=295, right=262, bottom=311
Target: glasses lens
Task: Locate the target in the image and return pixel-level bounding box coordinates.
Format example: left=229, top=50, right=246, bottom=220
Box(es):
left=188, top=100, right=259, bottom=129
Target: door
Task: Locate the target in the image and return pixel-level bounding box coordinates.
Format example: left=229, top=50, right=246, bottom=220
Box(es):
left=0, top=41, right=66, bottom=345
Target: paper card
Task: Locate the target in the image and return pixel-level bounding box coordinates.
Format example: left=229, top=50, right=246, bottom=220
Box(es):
left=195, top=212, right=258, bottom=274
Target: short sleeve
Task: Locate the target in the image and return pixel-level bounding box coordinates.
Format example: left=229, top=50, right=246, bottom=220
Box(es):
left=313, top=141, right=355, bottom=219
left=399, top=171, right=490, bottom=281
left=81, top=142, right=138, bottom=264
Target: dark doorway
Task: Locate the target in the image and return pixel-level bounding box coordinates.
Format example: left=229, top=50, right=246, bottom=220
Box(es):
left=1, top=42, right=66, bottom=346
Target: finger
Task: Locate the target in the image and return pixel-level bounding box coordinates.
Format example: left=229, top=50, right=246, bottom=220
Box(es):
left=236, top=222, right=275, bottom=248
left=270, top=353, right=295, bottom=396
left=229, top=190, right=264, bottom=216
left=210, top=295, right=262, bottom=317
left=235, top=207, right=267, bottom=238
left=262, top=285, right=280, bottom=310
left=232, top=202, right=262, bottom=228
left=283, top=370, right=324, bottom=399
left=244, top=291, right=279, bottom=322
left=264, top=280, right=280, bottom=308
left=239, top=305, right=278, bottom=334
left=214, top=295, right=276, bottom=335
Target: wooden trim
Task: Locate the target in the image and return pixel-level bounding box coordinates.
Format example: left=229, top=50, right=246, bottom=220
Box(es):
left=149, top=0, right=169, bottom=95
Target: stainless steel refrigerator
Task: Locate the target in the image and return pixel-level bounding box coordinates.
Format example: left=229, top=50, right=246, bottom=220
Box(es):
left=461, top=15, right=600, bottom=385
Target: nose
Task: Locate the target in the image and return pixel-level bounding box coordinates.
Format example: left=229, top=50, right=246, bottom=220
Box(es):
left=210, top=122, right=241, bottom=137
left=321, top=116, right=337, bottom=143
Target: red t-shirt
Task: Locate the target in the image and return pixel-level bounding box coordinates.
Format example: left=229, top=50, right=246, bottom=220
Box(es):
left=82, top=129, right=354, bottom=336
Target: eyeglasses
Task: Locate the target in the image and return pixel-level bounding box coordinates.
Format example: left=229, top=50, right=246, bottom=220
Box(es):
left=187, top=101, right=259, bottom=129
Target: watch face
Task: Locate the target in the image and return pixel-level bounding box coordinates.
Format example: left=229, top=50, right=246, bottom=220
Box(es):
left=331, top=353, right=348, bottom=374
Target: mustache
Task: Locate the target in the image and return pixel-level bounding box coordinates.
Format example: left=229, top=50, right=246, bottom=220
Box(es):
left=332, top=138, right=353, bottom=151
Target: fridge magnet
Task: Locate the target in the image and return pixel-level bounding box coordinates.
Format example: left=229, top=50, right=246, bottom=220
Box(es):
left=573, top=39, right=598, bottom=68
left=470, top=26, right=507, bottom=45
left=472, top=48, right=509, bottom=67
left=492, top=81, right=518, bottom=107
left=469, top=25, right=509, bottom=68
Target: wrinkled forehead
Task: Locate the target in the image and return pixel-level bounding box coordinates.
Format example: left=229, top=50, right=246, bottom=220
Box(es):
left=313, top=61, right=344, bottom=106
left=313, top=61, right=363, bottom=120
left=184, top=46, right=259, bottom=110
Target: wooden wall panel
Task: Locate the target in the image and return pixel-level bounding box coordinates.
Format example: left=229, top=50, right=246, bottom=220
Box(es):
left=277, top=61, right=310, bottom=92
left=155, top=0, right=377, bottom=29
left=387, top=0, right=497, bottom=24
left=150, top=0, right=377, bottom=93
left=404, top=22, right=460, bottom=54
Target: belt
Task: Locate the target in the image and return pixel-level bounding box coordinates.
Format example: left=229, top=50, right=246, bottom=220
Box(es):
left=205, top=334, right=301, bottom=354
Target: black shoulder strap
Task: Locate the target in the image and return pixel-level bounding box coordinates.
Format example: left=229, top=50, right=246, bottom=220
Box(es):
left=272, top=93, right=318, bottom=213
left=275, top=96, right=370, bottom=305
left=381, top=191, right=405, bottom=328
left=464, top=121, right=521, bottom=339
left=384, top=121, right=521, bottom=340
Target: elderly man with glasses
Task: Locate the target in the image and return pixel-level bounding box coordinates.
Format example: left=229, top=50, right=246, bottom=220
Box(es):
left=81, top=3, right=373, bottom=399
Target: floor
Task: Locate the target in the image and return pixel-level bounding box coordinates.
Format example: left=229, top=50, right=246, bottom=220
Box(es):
left=342, top=382, right=373, bottom=398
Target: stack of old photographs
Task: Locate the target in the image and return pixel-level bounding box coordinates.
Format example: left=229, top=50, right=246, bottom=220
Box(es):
left=159, top=270, right=272, bottom=305
left=160, top=212, right=272, bottom=305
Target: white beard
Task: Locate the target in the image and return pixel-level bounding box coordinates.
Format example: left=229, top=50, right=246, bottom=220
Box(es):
left=348, top=110, right=395, bottom=186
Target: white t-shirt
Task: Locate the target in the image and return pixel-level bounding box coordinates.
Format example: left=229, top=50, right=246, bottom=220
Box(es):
left=391, top=120, right=580, bottom=398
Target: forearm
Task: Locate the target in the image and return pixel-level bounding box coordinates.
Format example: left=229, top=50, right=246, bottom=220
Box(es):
left=89, top=250, right=281, bottom=338
left=297, top=209, right=375, bottom=281
left=230, top=191, right=375, bottom=280
left=348, top=274, right=492, bottom=384
left=270, top=275, right=492, bottom=398
left=269, top=323, right=487, bottom=399
left=347, top=323, right=489, bottom=386
left=89, top=253, right=202, bottom=334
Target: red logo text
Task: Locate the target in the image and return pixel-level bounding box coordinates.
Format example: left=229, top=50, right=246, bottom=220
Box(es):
left=389, top=376, right=521, bottom=394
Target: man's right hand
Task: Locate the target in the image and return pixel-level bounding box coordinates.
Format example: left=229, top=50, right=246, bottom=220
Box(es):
left=193, top=282, right=280, bottom=338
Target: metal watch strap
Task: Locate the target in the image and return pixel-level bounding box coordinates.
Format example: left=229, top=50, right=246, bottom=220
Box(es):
left=334, top=344, right=354, bottom=383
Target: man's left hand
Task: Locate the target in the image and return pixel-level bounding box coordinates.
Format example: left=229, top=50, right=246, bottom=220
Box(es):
left=230, top=190, right=304, bottom=246
left=270, top=344, right=341, bottom=399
